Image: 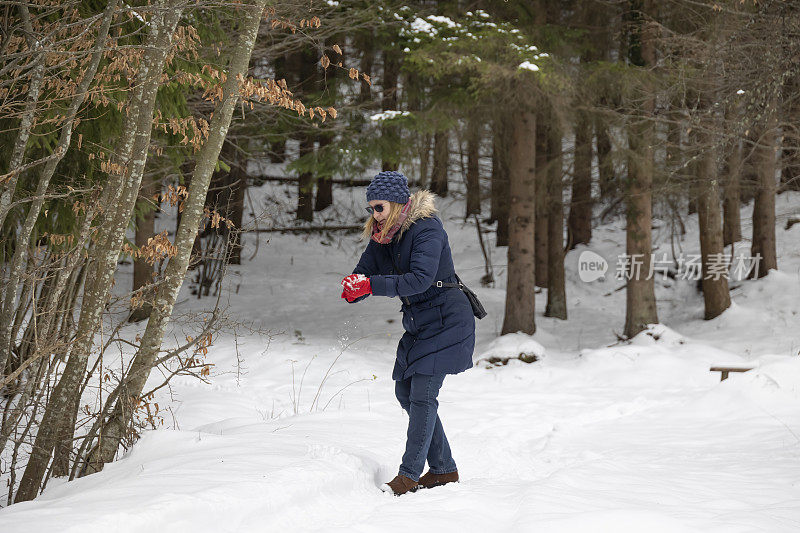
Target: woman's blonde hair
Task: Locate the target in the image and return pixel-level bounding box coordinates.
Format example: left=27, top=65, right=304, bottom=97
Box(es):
left=361, top=201, right=405, bottom=241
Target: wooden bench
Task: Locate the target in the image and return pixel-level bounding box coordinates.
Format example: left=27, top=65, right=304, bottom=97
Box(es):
left=710, top=365, right=755, bottom=381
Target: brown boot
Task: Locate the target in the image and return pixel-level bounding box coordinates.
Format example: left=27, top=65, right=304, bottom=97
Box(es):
left=381, top=474, right=420, bottom=496
left=418, top=470, right=459, bottom=489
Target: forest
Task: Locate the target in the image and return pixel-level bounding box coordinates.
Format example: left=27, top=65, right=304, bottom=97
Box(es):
left=1, top=0, right=799, bottom=527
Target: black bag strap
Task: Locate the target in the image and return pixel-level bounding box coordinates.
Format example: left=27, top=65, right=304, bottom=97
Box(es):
left=387, top=243, right=486, bottom=320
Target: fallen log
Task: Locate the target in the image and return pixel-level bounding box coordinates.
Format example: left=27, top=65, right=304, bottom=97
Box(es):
left=248, top=225, right=363, bottom=233
left=249, top=174, right=372, bottom=186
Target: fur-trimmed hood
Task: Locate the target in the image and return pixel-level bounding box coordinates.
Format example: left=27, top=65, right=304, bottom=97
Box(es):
left=362, top=189, right=438, bottom=241
left=397, top=189, right=437, bottom=238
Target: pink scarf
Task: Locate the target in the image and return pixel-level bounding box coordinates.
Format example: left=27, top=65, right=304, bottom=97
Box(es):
left=371, top=199, right=412, bottom=244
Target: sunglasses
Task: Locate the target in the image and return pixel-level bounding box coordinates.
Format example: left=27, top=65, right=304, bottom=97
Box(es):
left=365, top=204, right=386, bottom=214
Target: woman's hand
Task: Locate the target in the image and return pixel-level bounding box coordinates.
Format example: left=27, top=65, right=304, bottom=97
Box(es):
left=341, top=274, right=372, bottom=301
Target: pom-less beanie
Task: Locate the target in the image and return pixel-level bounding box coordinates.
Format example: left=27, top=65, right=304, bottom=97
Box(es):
left=366, top=170, right=410, bottom=204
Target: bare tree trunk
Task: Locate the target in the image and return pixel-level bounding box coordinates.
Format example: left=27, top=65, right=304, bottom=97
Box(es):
left=358, top=31, right=375, bottom=104
left=623, top=0, right=658, bottom=338
left=314, top=37, right=335, bottom=212
left=781, top=73, right=800, bottom=191
left=722, top=124, right=743, bottom=246
left=314, top=136, right=333, bottom=212
left=545, top=120, right=567, bottom=319
left=739, top=128, right=758, bottom=205
left=430, top=130, right=449, bottom=197
left=130, top=176, right=158, bottom=322
left=491, top=115, right=510, bottom=246
left=534, top=119, right=548, bottom=288
left=381, top=49, right=400, bottom=171
left=465, top=117, right=481, bottom=216
left=501, top=110, right=536, bottom=335
left=296, top=137, right=314, bottom=221
left=750, top=103, right=779, bottom=277
left=696, top=127, right=731, bottom=319
left=595, top=114, right=615, bottom=199
left=15, top=1, right=182, bottom=502
left=418, top=133, right=431, bottom=189
left=81, top=0, right=267, bottom=475
left=568, top=111, right=593, bottom=248
left=226, top=150, right=246, bottom=265
left=294, top=45, right=317, bottom=221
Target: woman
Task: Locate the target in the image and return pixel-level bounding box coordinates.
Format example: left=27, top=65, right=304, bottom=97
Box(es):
left=340, top=170, right=475, bottom=496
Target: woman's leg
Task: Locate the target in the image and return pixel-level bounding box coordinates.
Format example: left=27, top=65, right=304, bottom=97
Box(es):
left=397, top=373, right=446, bottom=481
left=398, top=377, right=456, bottom=474
left=394, top=377, right=411, bottom=412
left=427, top=414, right=457, bottom=474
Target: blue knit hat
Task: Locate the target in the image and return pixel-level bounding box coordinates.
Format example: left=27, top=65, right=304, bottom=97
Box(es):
left=366, top=170, right=410, bottom=204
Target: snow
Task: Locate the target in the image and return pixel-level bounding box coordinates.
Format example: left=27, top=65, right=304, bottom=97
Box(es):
left=369, top=110, right=410, bottom=121
left=518, top=61, right=540, bottom=72
left=475, top=332, right=546, bottom=364
left=1, top=181, right=800, bottom=531
left=408, top=17, right=436, bottom=36
left=427, top=15, right=459, bottom=29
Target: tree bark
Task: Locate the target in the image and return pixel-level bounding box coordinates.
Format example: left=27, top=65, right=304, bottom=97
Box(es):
left=750, top=104, right=779, bottom=277
left=595, top=114, right=615, bottom=199
left=491, top=115, right=510, bottom=246
left=130, top=176, right=158, bottom=322
left=722, top=133, right=743, bottom=246
left=296, top=136, right=315, bottom=221
left=226, top=150, right=246, bottom=265
left=314, top=136, right=333, bottom=212
left=465, top=117, right=481, bottom=216
left=431, top=130, right=449, bottom=197
left=358, top=31, right=375, bottom=104
left=501, top=110, right=537, bottom=335
left=545, top=120, right=567, bottom=319
left=696, top=128, right=731, bottom=319
left=82, top=0, right=267, bottom=475
left=568, top=111, right=593, bottom=248
left=534, top=120, right=548, bottom=288
left=381, top=49, right=400, bottom=171
left=314, top=37, right=336, bottom=212
left=418, top=133, right=431, bottom=189
left=781, top=73, right=800, bottom=191
left=623, top=0, right=658, bottom=338
left=294, top=44, right=319, bottom=221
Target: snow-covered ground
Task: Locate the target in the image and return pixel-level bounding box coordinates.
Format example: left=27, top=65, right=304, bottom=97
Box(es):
left=2, top=183, right=799, bottom=532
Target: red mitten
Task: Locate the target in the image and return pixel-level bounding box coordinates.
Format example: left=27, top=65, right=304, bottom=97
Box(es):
left=341, top=273, right=372, bottom=299
left=341, top=274, right=360, bottom=288
left=340, top=274, right=361, bottom=302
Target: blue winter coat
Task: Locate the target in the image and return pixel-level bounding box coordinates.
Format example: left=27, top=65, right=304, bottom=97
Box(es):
left=349, top=190, right=475, bottom=380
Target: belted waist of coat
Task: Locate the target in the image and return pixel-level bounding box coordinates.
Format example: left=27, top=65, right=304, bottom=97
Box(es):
left=401, top=274, right=458, bottom=308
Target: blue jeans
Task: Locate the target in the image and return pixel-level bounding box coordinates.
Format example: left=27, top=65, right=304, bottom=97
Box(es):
left=394, top=373, right=457, bottom=481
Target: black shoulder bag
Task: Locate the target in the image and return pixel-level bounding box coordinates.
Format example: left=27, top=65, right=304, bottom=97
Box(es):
left=435, top=275, right=487, bottom=320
